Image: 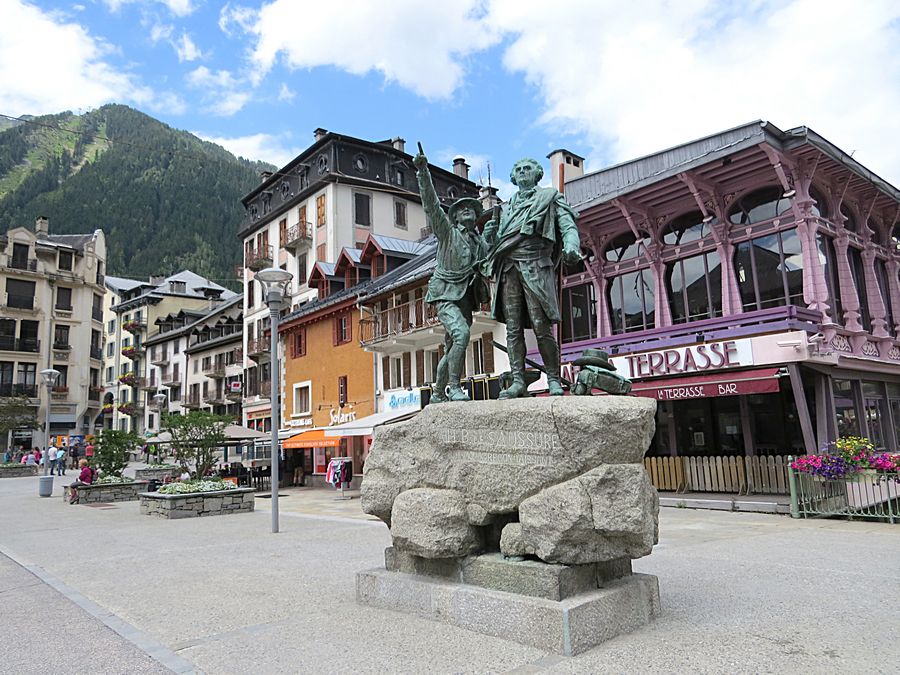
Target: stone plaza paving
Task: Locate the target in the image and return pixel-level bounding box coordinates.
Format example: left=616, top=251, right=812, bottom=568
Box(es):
left=0, top=473, right=897, bottom=674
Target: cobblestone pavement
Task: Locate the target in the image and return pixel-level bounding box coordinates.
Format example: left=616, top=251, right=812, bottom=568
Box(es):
left=0, top=471, right=898, bottom=674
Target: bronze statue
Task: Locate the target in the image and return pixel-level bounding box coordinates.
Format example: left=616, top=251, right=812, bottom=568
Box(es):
left=483, top=158, right=581, bottom=398
left=414, top=149, right=489, bottom=403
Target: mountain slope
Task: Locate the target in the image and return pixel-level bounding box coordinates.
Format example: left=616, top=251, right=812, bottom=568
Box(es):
left=0, top=104, right=272, bottom=283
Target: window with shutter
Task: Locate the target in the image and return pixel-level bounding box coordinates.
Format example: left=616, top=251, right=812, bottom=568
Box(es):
left=415, top=350, right=424, bottom=386
left=402, top=353, right=411, bottom=388
left=382, top=356, right=391, bottom=390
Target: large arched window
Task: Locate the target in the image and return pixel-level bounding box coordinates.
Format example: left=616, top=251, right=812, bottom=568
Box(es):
left=604, top=231, right=651, bottom=262
left=666, top=251, right=723, bottom=323
left=734, top=228, right=804, bottom=311
left=728, top=186, right=795, bottom=226
left=662, top=211, right=715, bottom=246
left=607, top=270, right=655, bottom=334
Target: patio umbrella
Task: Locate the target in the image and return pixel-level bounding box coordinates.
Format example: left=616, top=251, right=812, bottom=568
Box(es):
left=222, top=424, right=269, bottom=441
left=145, top=431, right=173, bottom=444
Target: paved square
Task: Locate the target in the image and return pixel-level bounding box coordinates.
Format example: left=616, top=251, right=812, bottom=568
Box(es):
left=0, top=475, right=897, bottom=674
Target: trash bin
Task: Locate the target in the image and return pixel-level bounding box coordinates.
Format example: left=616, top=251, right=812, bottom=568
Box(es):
left=38, top=475, right=54, bottom=497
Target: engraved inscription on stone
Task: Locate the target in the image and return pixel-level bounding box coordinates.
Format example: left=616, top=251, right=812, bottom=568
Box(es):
left=439, top=428, right=557, bottom=465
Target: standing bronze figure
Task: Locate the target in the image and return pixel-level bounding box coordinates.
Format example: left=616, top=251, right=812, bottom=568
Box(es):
left=414, top=149, right=489, bottom=403
left=483, top=158, right=581, bottom=398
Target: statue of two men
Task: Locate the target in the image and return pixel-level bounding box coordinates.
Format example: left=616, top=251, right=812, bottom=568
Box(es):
left=414, top=151, right=580, bottom=402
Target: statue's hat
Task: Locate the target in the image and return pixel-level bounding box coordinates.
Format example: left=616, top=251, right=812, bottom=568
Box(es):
left=572, top=348, right=616, bottom=370
left=448, top=197, right=484, bottom=224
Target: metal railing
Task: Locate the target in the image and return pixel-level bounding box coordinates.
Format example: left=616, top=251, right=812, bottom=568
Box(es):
left=359, top=298, right=439, bottom=345
left=203, top=362, right=226, bottom=378
left=150, top=350, right=170, bottom=365
left=247, top=337, right=269, bottom=357
left=788, top=466, right=899, bottom=523
left=245, top=245, right=274, bottom=271
left=281, top=221, right=313, bottom=250
left=0, top=383, right=38, bottom=397
left=90, top=346, right=103, bottom=360
left=0, top=336, right=40, bottom=353
left=6, top=255, right=37, bottom=271
left=183, top=394, right=202, bottom=409
left=92, top=307, right=103, bottom=321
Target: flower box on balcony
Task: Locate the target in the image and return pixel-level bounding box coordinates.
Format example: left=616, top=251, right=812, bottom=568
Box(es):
left=118, top=372, right=139, bottom=387
left=117, top=403, right=140, bottom=416
left=122, top=320, right=144, bottom=333
left=121, top=346, right=140, bottom=359
left=101, top=403, right=114, bottom=414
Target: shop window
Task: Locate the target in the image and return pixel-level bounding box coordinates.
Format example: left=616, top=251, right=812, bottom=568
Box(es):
left=604, top=231, right=650, bottom=263
left=607, top=269, right=655, bottom=334
left=561, top=283, right=597, bottom=343
left=662, top=211, right=714, bottom=246
left=862, top=382, right=887, bottom=448
left=848, top=247, right=871, bottom=330
left=734, top=228, right=804, bottom=312
left=728, top=186, right=794, bottom=226
left=747, top=391, right=804, bottom=455
left=666, top=251, right=723, bottom=324
left=833, top=379, right=860, bottom=437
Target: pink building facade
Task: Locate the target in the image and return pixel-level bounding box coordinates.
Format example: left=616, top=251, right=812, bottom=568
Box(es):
left=554, top=122, right=900, bottom=486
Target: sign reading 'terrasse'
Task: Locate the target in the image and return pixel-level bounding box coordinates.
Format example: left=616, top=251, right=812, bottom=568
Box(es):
left=609, top=339, right=753, bottom=379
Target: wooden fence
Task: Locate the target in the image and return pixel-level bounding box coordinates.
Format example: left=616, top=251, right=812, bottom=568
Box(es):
left=643, top=455, right=790, bottom=495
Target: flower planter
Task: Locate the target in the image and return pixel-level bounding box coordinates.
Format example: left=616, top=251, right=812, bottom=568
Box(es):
left=134, top=467, right=177, bottom=481
left=140, top=487, right=255, bottom=519
left=0, top=465, right=39, bottom=478
left=70, top=481, right=149, bottom=504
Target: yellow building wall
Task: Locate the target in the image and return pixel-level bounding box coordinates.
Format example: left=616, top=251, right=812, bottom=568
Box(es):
left=282, top=306, right=374, bottom=428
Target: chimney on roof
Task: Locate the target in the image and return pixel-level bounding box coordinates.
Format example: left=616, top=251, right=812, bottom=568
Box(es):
left=314, top=128, right=328, bottom=142
left=479, top=185, right=500, bottom=210
left=35, top=216, right=49, bottom=237
left=260, top=170, right=272, bottom=183
left=452, top=156, right=469, bottom=180
left=391, top=137, right=406, bottom=152
left=547, top=149, right=585, bottom=194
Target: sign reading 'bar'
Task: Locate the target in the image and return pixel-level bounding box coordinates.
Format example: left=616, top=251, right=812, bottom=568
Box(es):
left=631, top=375, right=780, bottom=401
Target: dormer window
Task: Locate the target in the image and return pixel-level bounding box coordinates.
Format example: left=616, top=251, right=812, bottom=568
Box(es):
left=58, top=250, right=73, bottom=271
left=169, top=281, right=186, bottom=293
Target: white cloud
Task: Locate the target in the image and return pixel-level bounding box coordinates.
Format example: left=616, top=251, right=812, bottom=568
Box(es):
left=194, top=131, right=303, bottom=167
left=218, top=3, right=258, bottom=38
left=149, top=21, right=173, bottom=42
left=186, top=66, right=249, bottom=116
left=0, top=0, right=183, bottom=116
left=277, top=83, right=295, bottom=102
left=236, top=0, right=500, bottom=99
left=486, top=0, right=900, bottom=185
left=174, top=32, right=203, bottom=62
left=102, top=0, right=197, bottom=18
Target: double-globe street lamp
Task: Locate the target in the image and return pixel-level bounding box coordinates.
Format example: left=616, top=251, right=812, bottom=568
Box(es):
left=255, top=267, right=293, bottom=534
left=38, top=368, right=60, bottom=497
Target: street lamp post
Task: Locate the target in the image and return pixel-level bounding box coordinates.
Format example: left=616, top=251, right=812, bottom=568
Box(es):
left=255, top=267, right=293, bottom=534
left=39, top=368, right=60, bottom=497
left=152, top=392, right=167, bottom=463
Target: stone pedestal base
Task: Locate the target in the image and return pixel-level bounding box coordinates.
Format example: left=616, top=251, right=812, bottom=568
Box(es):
left=356, top=566, right=660, bottom=655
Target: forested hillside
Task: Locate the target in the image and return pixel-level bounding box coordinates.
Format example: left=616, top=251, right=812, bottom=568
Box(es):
left=0, top=104, right=273, bottom=282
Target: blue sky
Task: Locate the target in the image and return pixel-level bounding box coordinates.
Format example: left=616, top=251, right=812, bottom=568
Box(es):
left=3, top=0, right=900, bottom=195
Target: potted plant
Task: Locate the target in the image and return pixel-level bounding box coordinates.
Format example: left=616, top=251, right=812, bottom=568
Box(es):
left=791, top=436, right=900, bottom=480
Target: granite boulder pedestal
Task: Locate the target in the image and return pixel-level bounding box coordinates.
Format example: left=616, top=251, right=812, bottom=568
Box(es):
left=357, top=396, right=661, bottom=655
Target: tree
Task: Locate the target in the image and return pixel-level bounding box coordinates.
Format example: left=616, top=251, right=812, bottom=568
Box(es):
left=94, top=429, right=140, bottom=477
left=163, top=410, right=231, bottom=480
left=0, top=396, right=38, bottom=439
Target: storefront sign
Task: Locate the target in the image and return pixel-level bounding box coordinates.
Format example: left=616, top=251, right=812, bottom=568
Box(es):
left=286, top=418, right=314, bottom=428
left=610, top=339, right=753, bottom=379
left=329, top=408, right=356, bottom=426
left=246, top=409, right=271, bottom=420
left=631, top=371, right=780, bottom=401
left=383, top=389, right=421, bottom=413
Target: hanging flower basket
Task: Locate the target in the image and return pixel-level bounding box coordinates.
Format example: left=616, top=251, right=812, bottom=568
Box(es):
left=118, top=372, right=138, bottom=387
left=121, top=346, right=139, bottom=359
left=117, top=403, right=140, bottom=416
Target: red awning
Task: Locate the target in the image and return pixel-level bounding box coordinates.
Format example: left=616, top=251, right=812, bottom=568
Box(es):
left=283, top=429, right=342, bottom=449
left=629, top=367, right=782, bottom=401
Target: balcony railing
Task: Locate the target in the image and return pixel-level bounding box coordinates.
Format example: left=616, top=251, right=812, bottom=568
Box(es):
left=121, top=345, right=145, bottom=359
left=96, top=272, right=105, bottom=286
left=161, top=370, right=181, bottom=386
left=183, top=394, right=202, bottom=409
left=281, top=221, right=313, bottom=250
left=247, top=337, right=270, bottom=360
left=0, top=336, right=40, bottom=353
left=90, top=346, right=103, bottom=361
left=245, top=245, right=274, bottom=271
left=52, top=341, right=71, bottom=351
left=51, top=385, right=69, bottom=399
left=92, top=307, right=103, bottom=322
left=203, top=363, right=226, bottom=378
left=3, top=293, right=36, bottom=311
left=203, top=391, right=227, bottom=405
left=88, top=386, right=102, bottom=401
left=6, top=255, right=37, bottom=272
left=122, top=319, right=146, bottom=334
left=150, top=350, right=170, bottom=365
left=0, top=383, right=38, bottom=398
left=359, top=298, right=439, bottom=345
left=54, top=304, right=73, bottom=313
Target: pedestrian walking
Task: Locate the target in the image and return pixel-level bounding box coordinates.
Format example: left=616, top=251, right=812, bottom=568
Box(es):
left=56, top=449, right=66, bottom=475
